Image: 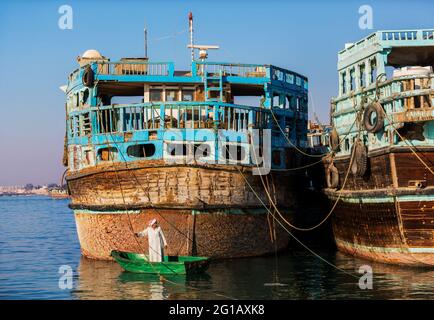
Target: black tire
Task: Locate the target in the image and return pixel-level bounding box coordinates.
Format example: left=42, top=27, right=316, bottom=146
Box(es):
left=351, top=140, right=368, bottom=177
left=330, top=128, right=340, bottom=152
left=82, top=66, right=94, bottom=87
left=326, top=163, right=339, bottom=189
left=363, top=102, right=384, bottom=133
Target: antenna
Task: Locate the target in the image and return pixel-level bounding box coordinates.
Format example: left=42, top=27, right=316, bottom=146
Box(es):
left=187, top=45, right=219, bottom=61
left=189, top=12, right=194, bottom=62
left=144, top=22, right=148, bottom=58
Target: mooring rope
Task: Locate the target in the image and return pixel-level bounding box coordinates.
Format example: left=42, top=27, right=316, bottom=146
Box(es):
left=234, top=165, right=359, bottom=279
left=248, top=131, right=357, bottom=232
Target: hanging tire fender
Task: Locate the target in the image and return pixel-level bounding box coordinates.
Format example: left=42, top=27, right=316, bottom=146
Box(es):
left=350, top=139, right=368, bottom=177
left=363, top=102, right=384, bottom=133
left=329, top=128, right=340, bottom=152
left=326, top=163, right=339, bottom=189
left=82, top=65, right=95, bottom=87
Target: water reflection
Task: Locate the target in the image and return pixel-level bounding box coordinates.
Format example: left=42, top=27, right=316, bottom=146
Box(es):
left=72, top=251, right=434, bottom=300
left=1, top=196, right=433, bottom=300
left=72, top=250, right=434, bottom=300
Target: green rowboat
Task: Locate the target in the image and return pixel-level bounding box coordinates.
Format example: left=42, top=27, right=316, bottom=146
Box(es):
left=111, top=250, right=210, bottom=275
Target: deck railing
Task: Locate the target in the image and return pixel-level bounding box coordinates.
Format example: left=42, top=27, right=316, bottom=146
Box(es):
left=88, top=102, right=271, bottom=134
left=193, top=61, right=268, bottom=78
left=66, top=101, right=302, bottom=140
left=338, top=29, right=434, bottom=61
left=333, top=73, right=434, bottom=121
left=95, top=61, right=173, bottom=76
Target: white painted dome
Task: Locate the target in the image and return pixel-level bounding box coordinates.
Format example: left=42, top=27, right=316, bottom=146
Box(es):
left=81, top=49, right=103, bottom=59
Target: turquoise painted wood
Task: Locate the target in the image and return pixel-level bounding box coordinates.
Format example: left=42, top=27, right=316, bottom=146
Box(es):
left=65, top=58, right=309, bottom=172
left=331, top=28, right=434, bottom=158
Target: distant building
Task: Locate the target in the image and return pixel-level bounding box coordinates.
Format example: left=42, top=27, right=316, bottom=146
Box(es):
left=307, top=120, right=331, bottom=153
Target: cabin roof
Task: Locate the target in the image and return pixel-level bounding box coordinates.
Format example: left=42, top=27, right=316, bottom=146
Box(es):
left=337, top=29, right=434, bottom=71
left=67, top=60, right=308, bottom=95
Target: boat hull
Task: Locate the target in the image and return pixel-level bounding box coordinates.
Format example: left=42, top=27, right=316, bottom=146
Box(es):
left=67, top=161, right=296, bottom=260
left=325, top=147, right=434, bottom=266
left=74, top=208, right=291, bottom=260
left=110, top=251, right=210, bottom=275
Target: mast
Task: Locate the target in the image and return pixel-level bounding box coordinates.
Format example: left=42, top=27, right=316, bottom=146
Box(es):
left=144, top=23, right=148, bottom=58
left=189, top=12, right=194, bottom=62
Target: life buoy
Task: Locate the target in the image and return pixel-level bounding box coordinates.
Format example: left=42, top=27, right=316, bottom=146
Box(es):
left=326, top=163, right=339, bottom=189
left=329, top=128, right=340, bottom=151
left=363, top=102, right=384, bottom=133
left=350, top=139, right=368, bottom=177
left=82, top=66, right=94, bottom=87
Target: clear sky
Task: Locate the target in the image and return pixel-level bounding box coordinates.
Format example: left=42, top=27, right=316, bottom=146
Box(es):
left=0, top=0, right=433, bottom=185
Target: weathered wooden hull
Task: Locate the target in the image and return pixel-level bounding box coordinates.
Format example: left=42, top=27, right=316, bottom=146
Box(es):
left=325, top=147, right=434, bottom=266
left=67, top=160, right=296, bottom=260
left=74, top=208, right=291, bottom=260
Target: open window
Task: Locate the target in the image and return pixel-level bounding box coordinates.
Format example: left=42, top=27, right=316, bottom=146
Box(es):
left=97, top=147, right=118, bottom=161
left=126, top=143, right=156, bottom=158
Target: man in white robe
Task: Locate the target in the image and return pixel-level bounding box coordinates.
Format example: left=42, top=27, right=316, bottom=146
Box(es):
left=136, top=219, right=168, bottom=262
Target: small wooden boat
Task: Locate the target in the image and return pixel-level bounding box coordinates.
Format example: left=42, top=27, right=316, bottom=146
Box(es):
left=111, top=250, right=210, bottom=275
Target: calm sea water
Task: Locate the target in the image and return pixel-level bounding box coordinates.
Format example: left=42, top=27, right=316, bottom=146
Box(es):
left=0, top=195, right=433, bottom=300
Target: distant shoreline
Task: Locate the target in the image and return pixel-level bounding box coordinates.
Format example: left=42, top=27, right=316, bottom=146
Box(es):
left=0, top=193, right=49, bottom=197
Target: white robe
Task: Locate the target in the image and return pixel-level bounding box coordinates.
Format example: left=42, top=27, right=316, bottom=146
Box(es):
left=138, top=226, right=167, bottom=262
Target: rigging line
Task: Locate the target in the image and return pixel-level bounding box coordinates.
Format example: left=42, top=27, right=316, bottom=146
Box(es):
left=269, top=103, right=359, bottom=159
left=97, top=106, right=215, bottom=256
left=269, top=108, right=328, bottom=158
left=377, top=103, right=434, bottom=176
left=367, top=74, right=434, bottom=176
left=249, top=133, right=357, bottom=232
left=94, top=107, right=224, bottom=256
left=234, top=165, right=358, bottom=279
left=96, top=109, right=179, bottom=276
left=97, top=107, right=195, bottom=275
left=152, top=29, right=188, bottom=41
left=95, top=107, right=237, bottom=298
left=271, top=157, right=324, bottom=171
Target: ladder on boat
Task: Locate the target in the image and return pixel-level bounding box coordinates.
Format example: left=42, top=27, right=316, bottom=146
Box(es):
left=204, top=71, right=223, bottom=102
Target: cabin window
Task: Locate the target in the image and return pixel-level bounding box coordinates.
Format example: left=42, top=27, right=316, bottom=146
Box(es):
left=359, top=64, right=366, bottom=88
left=286, top=96, right=293, bottom=110
left=350, top=68, right=356, bottom=91
left=194, top=143, right=211, bottom=158
left=165, top=89, right=178, bottom=102
left=127, top=143, right=156, bottom=158
left=295, top=76, right=301, bottom=86
left=273, top=94, right=281, bottom=107
left=224, top=144, right=246, bottom=162
left=97, top=147, right=118, bottom=161
left=166, top=143, right=211, bottom=158
left=82, top=89, right=89, bottom=104
left=167, top=143, right=188, bottom=157
left=182, top=89, right=194, bottom=101
left=341, top=72, right=347, bottom=94
left=84, top=150, right=93, bottom=166
left=370, top=59, right=377, bottom=83
left=344, top=138, right=350, bottom=151
left=286, top=73, right=294, bottom=84
left=150, top=89, right=163, bottom=101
